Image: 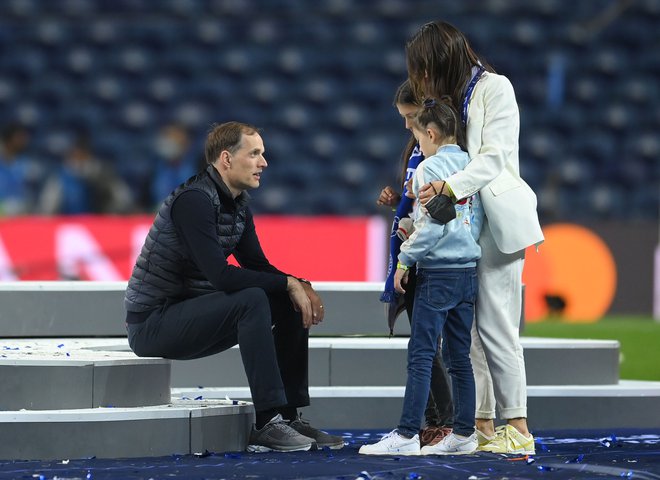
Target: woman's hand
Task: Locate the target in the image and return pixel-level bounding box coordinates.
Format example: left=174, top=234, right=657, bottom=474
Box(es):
left=418, top=180, right=450, bottom=204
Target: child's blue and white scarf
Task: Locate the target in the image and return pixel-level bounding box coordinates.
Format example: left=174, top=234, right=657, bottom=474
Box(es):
left=380, top=145, right=424, bottom=308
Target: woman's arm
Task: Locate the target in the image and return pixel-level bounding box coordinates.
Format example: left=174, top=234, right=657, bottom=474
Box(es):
left=445, top=74, right=519, bottom=199
left=418, top=74, right=519, bottom=203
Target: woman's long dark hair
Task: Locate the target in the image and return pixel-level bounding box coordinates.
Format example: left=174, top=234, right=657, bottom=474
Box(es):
left=393, top=79, right=421, bottom=187
left=405, top=21, right=494, bottom=120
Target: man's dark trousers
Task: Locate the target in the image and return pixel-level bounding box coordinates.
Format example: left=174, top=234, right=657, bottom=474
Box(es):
left=126, top=287, right=309, bottom=411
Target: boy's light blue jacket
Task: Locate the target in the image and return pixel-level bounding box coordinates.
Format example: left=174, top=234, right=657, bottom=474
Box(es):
left=398, top=144, right=484, bottom=269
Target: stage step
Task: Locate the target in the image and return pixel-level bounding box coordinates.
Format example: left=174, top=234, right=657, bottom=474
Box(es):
left=0, top=339, right=170, bottom=410
left=169, top=336, right=620, bottom=388
left=0, top=281, right=652, bottom=461
left=0, top=338, right=254, bottom=460
left=0, top=336, right=621, bottom=410
left=0, top=399, right=254, bottom=460
left=0, top=281, right=392, bottom=337
left=173, top=381, right=660, bottom=431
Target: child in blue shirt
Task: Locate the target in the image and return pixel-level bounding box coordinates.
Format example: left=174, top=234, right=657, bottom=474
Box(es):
left=360, top=97, right=483, bottom=456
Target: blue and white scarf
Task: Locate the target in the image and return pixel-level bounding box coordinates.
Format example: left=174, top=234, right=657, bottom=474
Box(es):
left=380, top=144, right=424, bottom=304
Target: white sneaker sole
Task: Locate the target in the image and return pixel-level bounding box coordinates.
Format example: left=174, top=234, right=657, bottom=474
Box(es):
left=421, top=448, right=476, bottom=455
left=358, top=448, right=420, bottom=456
left=478, top=446, right=535, bottom=455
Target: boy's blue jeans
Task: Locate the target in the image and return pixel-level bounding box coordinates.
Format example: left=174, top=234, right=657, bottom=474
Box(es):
left=398, top=267, right=478, bottom=438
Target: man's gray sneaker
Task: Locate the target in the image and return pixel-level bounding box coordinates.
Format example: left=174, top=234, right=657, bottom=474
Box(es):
left=247, top=414, right=315, bottom=453
left=289, top=414, right=345, bottom=450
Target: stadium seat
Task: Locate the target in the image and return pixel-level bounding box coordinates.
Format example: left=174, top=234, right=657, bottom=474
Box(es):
left=0, top=1, right=657, bottom=220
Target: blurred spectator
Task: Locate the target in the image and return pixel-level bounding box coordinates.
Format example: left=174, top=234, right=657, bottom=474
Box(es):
left=150, top=123, right=200, bottom=209
left=0, top=124, right=46, bottom=216
left=38, top=134, right=134, bottom=215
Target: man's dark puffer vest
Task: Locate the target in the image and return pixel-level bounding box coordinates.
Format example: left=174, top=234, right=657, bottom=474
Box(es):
left=124, top=165, right=249, bottom=313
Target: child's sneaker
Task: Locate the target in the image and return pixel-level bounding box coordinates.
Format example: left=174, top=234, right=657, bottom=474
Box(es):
left=424, top=426, right=453, bottom=447
left=478, top=424, right=535, bottom=454
left=419, top=426, right=441, bottom=447
left=358, top=431, right=420, bottom=456
left=420, top=432, right=478, bottom=455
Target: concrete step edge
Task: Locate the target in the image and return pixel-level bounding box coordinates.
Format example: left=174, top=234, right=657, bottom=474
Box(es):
left=173, top=380, right=660, bottom=400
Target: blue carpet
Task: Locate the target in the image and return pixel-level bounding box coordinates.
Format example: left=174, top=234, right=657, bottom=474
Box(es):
left=0, top=429, right=658, bottom=479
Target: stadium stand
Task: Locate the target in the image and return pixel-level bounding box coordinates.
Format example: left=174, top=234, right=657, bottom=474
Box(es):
left=0, top=0, right=658, bottom=220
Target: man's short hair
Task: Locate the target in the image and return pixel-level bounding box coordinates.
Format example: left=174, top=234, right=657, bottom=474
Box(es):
left=205, top=121, right=260, bottom=165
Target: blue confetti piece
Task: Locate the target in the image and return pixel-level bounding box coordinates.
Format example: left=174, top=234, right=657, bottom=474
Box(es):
left=566, top=454, right=585, bottom=463
left=621, top=471, right=633, bottom=478
left=58, top=344, right=65, bottom=348
left=194, top=395, right=203, bottom=400
left=526, top=457, right=536, bottom=465
left=600, top=434, right=618, bottom=448
left=66, top=352, right=70, bottom=357
left=537, top=465, right=554, bottom=472
left=407, top=473, right=421, bottom=480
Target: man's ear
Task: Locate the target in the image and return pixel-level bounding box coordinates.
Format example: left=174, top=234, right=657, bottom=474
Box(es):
left=220, top=150, right=231, bottom=168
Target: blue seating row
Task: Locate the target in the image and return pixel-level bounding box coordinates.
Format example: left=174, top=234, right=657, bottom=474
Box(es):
left=0, top=0, right=657, bottom=220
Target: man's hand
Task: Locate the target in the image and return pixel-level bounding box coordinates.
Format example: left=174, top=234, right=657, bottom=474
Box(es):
left=301, top=281, right=325, bottom=325
left=376, top=186, right=401, bottom=207
left=287, top=276, right=313, bottom=328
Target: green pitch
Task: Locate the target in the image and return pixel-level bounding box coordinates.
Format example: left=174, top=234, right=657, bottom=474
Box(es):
left=522, top=315, right=660, bottom=381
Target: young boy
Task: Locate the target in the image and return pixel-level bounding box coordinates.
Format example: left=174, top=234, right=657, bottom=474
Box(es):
left=360, top=97, right=483, bottom=456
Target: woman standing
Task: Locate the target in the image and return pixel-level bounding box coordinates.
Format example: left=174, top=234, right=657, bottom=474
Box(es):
left=405, top=20, right=543, bottom=454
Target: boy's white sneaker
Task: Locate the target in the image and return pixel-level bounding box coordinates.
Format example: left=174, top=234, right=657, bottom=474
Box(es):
left=421, top=432, right=478, bottom=455
left=358, top=431, right=420, bottom=456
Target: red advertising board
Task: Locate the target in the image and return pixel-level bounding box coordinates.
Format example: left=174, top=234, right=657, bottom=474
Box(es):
left=0, top=215, right=388, bottom=282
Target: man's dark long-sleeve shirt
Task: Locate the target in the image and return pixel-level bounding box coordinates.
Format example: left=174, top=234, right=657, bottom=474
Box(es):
left=170, top=189, right=288, bottom=294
